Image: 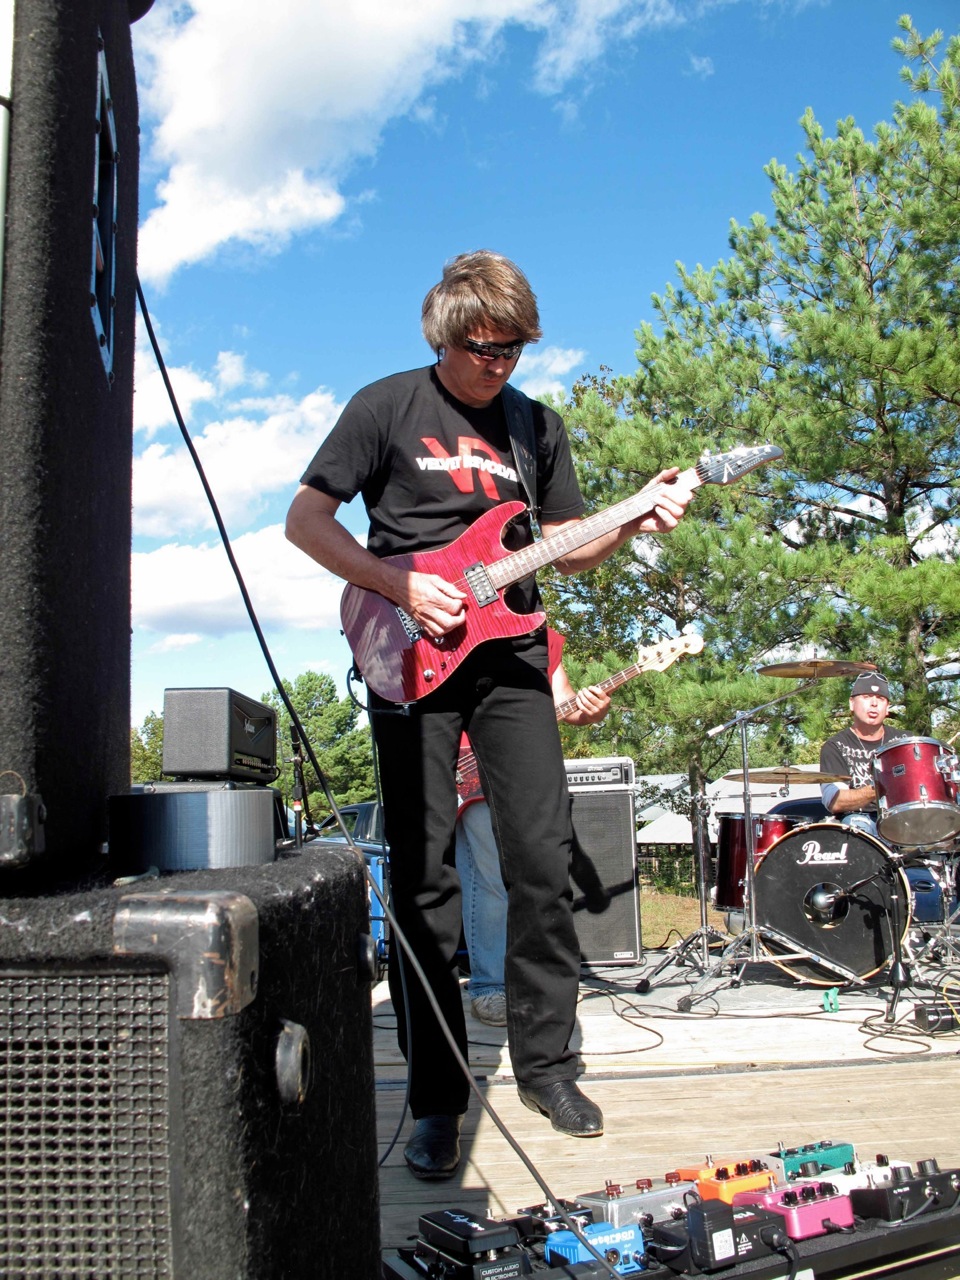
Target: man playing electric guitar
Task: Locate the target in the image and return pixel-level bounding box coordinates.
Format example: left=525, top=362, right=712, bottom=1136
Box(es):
left=286, top=250, right=695, bottom=1178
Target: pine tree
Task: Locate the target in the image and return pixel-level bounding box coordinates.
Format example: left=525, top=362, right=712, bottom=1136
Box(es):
left=544, top=19, right=960, bottom=776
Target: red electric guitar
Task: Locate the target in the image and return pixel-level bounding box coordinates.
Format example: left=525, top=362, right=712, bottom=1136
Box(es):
left=341, top=444, right=780, bottom=704
left=455, top=632, right=705, bottom=816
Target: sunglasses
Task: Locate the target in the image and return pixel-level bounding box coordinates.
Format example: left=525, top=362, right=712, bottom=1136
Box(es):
left=463, top=338, right=525, bottom=361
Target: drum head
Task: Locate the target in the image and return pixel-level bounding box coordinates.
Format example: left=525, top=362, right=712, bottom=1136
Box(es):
left=754, top=823, right=907, bottom=984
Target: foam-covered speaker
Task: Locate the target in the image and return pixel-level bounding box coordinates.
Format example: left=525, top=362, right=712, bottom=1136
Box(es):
left=569, top=786, right=641, bottom=965
left=0, top=846, right=381, bottom=1278
left=0, top=0, right=141, bottom=880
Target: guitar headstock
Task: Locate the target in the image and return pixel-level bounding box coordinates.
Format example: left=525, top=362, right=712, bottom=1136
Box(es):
left=638, top=633, right=705, bottom=672
left=695, top=443, right=783, bottom=487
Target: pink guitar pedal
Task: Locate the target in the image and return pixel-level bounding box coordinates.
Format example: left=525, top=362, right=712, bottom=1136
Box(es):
left=733, top=1181, right=855, bottom=1240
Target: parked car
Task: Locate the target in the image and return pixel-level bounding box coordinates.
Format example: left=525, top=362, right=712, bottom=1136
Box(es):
left=316, top=802, right=389, bottom=978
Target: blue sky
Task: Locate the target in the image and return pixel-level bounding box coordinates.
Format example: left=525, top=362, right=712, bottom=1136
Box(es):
left=129, top=0, right=957, bottom=727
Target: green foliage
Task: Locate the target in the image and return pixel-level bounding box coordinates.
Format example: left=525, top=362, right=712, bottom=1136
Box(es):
left=261, top=671, right=375, bottom=820
left=544, top=19, right=960, bottom=779
left=130, top=711, right=164, bottom=784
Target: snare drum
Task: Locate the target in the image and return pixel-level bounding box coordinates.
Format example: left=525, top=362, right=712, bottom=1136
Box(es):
left=714, top=813, right=799, bottom=910
left=873, top=737, right=960, bottom=848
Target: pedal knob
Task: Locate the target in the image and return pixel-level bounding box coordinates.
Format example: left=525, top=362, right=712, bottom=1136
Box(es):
left=918, top=1158, right=940, bottom=1176
left=664, top=1172, right=681, bottom=1186
left=635, top=1178, right=653, bottom=1191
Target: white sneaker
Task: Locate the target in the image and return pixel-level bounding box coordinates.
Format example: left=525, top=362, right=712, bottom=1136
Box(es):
left=471, top=991, right=507, bottom=1026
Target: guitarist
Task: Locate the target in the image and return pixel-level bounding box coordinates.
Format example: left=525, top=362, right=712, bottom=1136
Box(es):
left=457, top=628, right=612, bottom=1028
left=285, top=250, right=693, bottom=1179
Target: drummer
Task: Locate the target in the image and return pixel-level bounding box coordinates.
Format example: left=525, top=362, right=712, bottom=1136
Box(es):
left=819, top=672, right=907, bottom=836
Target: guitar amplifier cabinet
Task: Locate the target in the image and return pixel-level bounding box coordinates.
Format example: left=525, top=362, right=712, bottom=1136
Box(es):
left=569, top=786, right=642, bottom=966
left=0, top=847, right=380, bottom=1279
left=565, top=756, right=636, bottom=787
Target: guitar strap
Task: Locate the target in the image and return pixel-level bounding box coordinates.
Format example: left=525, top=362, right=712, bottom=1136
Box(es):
left=501, top=382, right=540, bottom=526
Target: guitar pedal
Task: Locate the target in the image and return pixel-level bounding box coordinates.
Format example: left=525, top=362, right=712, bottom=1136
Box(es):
left=544, top=1220, right=646, bottom=1275
left=767, top=1139, right=856, bottom=1181
left=677, top=1159, right=774, bottom=1205
left=577, top=1175, right=697, bottom=1229
left=849, top=1159, right=960, bottom=1222
left=792, top=1153, right=912, bottom=1195
left=732, top=1181, right=855, bottom=1240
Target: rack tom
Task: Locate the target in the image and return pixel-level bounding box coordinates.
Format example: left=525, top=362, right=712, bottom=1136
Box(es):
left=873, top=737, right=960, bottom=849
left=714, top=813, right=799, bottom=910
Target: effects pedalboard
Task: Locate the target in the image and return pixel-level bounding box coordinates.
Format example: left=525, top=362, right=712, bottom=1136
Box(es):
left=381, top=1137, right=960, bottom=1280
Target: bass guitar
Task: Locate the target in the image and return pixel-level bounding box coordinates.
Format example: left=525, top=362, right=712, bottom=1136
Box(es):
left=455, top=632, right=705, bottom=816
left=341, top=443, right=780, bottom=703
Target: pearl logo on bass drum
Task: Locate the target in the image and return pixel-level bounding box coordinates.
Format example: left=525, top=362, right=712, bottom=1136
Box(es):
left=796, top=837, right=850, bottom=866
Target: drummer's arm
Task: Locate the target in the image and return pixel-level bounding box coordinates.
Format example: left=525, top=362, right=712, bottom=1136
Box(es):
left=824, top=784, right=877, bottom=815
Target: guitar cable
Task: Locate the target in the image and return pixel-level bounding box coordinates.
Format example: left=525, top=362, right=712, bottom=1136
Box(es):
left=137, top=279, right=623, bottom=1280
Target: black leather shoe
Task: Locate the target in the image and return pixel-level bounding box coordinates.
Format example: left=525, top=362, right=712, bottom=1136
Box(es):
left=517, top=1081, right=603, bottom=1137
left=403, top=1114, right=463, bottom=1179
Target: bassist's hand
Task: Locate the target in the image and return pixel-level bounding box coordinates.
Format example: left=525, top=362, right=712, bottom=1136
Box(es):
left=630, top=467, right=693, bottom=534
left=398, top=571, right=468, bottom=638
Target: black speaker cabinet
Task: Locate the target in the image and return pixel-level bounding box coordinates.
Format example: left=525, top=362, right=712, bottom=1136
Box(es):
left=0, top=0, right=144, bottom=877
left=0, top=846, right=381, bottom=1279
left=569, top=785, right=642, bottom=966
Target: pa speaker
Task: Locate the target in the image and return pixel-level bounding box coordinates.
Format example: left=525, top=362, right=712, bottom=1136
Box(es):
left=0, top=846, right=381, bottom=1279
left=0, top=0, right=143, bottom=879
left=569, top=785, right=641, bottom=965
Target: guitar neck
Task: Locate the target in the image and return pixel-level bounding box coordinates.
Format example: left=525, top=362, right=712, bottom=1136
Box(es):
left=552, top=660, right=651, bottom=723
left=486, top=464, right=703, bottom=590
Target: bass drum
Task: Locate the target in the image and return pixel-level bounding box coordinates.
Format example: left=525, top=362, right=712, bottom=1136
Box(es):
left=753, top=823, right=909, bottom=984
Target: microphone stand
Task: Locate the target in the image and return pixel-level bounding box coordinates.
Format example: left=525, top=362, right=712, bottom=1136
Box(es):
left=636, top=778, right=730, bottom=995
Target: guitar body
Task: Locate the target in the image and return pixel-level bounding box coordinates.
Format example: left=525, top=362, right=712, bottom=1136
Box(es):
left=340, top=502, right=545, bottom=703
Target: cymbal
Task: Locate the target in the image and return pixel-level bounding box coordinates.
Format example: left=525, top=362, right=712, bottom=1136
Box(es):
left=723, top=767, right=850, bottom=784
left=758, top=659, right=878, bottom=680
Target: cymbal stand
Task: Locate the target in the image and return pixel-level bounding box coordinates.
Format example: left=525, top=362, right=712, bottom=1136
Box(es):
left=636, top=788, right=730, bottom=995
left=879, top=851, right=911, bottom=1022
left=682, top=685, right=863, bottom=1008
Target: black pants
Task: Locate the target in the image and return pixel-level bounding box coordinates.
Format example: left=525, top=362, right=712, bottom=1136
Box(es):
left=373, top=642, right=581, bottom=1118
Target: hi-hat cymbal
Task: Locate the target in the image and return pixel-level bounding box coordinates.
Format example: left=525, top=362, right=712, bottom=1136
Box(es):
left=723, top=767, right=850, bottom=784
left=758, top=659, right=878, bottom=680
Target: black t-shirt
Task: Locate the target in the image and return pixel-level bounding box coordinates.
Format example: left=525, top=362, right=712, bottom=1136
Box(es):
left=819, top=726, right=909, bottom=810
left=300, top=365, right=586, bottom=620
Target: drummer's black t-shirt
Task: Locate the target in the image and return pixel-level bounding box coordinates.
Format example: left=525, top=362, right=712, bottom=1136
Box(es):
left=819, top=726, right=909, bottom=810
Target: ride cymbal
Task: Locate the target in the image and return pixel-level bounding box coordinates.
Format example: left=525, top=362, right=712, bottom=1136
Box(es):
left=758, top=660, right=878, bottom=679
left=723, top=767, right=850, bottom=784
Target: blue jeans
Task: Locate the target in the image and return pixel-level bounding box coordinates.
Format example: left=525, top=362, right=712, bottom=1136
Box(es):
left=455, top=801, right=506, bottom=998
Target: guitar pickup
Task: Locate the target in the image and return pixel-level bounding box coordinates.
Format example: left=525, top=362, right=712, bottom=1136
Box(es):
left=463, top=562, right=497, bottom=606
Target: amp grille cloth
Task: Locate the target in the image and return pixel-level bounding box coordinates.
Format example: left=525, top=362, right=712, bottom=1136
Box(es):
left=0, top=970, right=173, bottom=1277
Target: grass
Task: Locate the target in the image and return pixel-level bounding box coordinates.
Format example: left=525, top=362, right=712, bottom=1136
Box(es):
left=639, top=887, right=728, bottom=951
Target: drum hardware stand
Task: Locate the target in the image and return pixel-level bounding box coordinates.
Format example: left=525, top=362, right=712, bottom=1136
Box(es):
left=881, top=851, right=912, bottom=1021
left=636, top=789, right=731, bottom=995
left=681, top=688, right=859, bottom=1009
left=903, top=853, right=960, bottom=976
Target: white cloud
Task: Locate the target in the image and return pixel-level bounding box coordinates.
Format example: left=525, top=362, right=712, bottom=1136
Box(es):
left=687, top=53, right=714, bottom=78
left=133, top=386, right=343, bottom=538
left=516, top=342, right=586, bottom=399
left=133, top=523, right=344, bottom=636
left=134, top=0, right=690, bottom=284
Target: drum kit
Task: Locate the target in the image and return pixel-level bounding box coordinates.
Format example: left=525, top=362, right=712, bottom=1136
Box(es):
left=646, top=659, right=960, bottom=1014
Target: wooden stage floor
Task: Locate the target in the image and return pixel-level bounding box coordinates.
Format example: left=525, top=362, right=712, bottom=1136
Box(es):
left=375, top=945, right=960, bottom=1260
